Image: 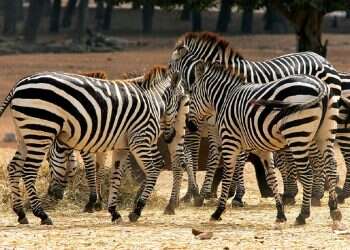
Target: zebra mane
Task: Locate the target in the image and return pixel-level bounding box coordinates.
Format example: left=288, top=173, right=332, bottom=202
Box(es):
left=142, top=65, right=168, bottom=89
left=120, top=71, right=142, bottom=79
left=81, top=71, right=108, bottom=80
left=203, top=61, right=246, bottom=81
left=77, top=68, right=168, bottom=90
left=176, top=32, right=244, bottom=60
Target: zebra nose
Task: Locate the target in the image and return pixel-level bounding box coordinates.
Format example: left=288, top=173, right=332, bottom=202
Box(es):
left=164, top=128, right=176, bottom=144
left=186, top=119, right=198, bottom=132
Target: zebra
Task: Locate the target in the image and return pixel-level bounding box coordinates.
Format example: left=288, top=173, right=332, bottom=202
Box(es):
left=274, top=71, right=350, bottom=205
left=46, top=71, right=198, bottom=215
left=168, top=32, right=342, bottom=207
left=187, top=61, right=340, bottom=225
left=3, top=66, right=185, bottom=225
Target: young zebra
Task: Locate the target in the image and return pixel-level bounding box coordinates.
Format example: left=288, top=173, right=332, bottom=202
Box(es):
left=187, top=61, right=340, bottom=225
left=4, top=66, right=185, bottom=225
left=169, top=32, right=342, bottom=206
left=46, top=71, right=197, bottom=215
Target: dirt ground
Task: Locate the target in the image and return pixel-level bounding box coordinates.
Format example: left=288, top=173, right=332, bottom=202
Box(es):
left=1, top=34, right=350, bottom=249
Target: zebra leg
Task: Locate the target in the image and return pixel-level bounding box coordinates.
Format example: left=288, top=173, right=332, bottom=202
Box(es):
left=231, top=152, right=248, bottom=207
left=308, top=142, right=326, bottom=207
left=315, top=103, right=343, bottom=225
left=47, top=141, right=72, bottom=200
left=164, top=158, right=183, bottom=215
left=128, top=144, right=163, bottom=222
left=181, top=130, right=201, bottom=202
left=323, top=149, right=342, bottom=223
left=275, top=150, right=298, bottom=205
left=282, top=174, right=298, bottom=206
left=249, top=153, right=274, bottom=198
left=337, top=149, right=350, bottom=203
left=94, top=152, right=106, bottom=211
left=195, top=128, right=221, bottom=206
left=22, top=139, right=54, bottom=225
left=260, top=152, right=286, bottom=223
left=211, top=167, right=223, bottom=198
left=81, top=152, right=97, bottom=213
left=289, top=147, right=313, bottom=225
left=7, top=150, right=28, bottom=224
left=210, top=141, right=239, bottom=221
left=108, top=149, right=129, bottom=223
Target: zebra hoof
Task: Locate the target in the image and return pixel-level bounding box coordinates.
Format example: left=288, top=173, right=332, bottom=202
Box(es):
left=276, top=214, right=287, bottom=223
left=110, top=211, right=122, bottom=223
left=294, top=215, right=306, bottom=225
left=210, top=215, right=222, bottom=221
left=18, top=217, right=29, bottom=225
left=94, top=202, right=103, bottom=211
left=128, top=212, right=140, bottom=222
left=180, top=193, right=192, bottom=203
left=311, top=197, right=321, bottom=207
left=330, top=209, right=342, bottom=222
left=164, top=204, right=176, bottom=215
left=194, top=196, right=204, bottom=207
left=41, top=217, right=53, bottom=225
left=231, top=199, right=244, bottom=208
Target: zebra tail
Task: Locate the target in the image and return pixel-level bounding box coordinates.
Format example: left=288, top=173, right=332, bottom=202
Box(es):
left=249, top=78, right=328, bottom=115
left=0, top=88, right=15, bottom=118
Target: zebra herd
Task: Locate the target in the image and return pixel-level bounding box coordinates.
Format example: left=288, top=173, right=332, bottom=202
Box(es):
left=2, top=32, right=350, bottom=228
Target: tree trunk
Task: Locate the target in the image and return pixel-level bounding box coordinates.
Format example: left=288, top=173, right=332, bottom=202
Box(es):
left=181, top=2, right=191, bottom=21
left=191, top=9, right=202, bottom=31
left=216, top=0, right=233, bottom=33
left=294, top=11, right=326, bottom=57
left=17, top=0, right=24, bottom=21
left=241, top=4, right=253, bottom=33
left=49, top=0, right=61, bottom=33
left=95, top=0, right=104, bottom=31
left=103, top=1, right=114, bottom=31
left=264, top=3, right=287, bottom=33
left=142, top=2, right=154, bottom=34
left=23, top=0, right=46, bottom=43
left=73, top=0, right=89, bottom=44
left=3, top=0, right=18, bottom=35
left=62, top=0, right=77, bottom=28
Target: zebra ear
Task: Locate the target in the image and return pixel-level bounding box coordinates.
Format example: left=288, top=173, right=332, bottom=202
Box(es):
left=171, top=46, right=188, bottom=61
left=194, top=61, right=205, bottom=81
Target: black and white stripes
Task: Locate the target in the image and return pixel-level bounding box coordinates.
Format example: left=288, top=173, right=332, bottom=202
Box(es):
left=4, top=67, right=185, bottom=224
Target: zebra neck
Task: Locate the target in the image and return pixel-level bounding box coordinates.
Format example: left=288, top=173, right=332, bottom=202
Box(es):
left=229, top=55, right=254, bottom=81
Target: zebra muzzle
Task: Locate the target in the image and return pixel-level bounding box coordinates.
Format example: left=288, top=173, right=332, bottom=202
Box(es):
left=186, top=119, right=198, bottom=132
left=164, top=128, right=176, bottom=144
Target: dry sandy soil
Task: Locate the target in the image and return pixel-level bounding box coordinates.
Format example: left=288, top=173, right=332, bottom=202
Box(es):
left=0, top=34, right=350, bottom=249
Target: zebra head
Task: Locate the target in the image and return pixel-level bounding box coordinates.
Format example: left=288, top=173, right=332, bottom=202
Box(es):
left=169, top=32, right=234, bottom=93
left=187, top=61, right=213, bottom=132
left=163, top=72, right=187, bottom=144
